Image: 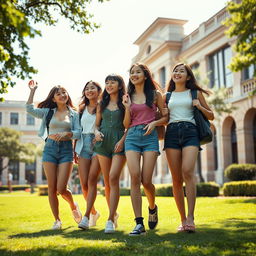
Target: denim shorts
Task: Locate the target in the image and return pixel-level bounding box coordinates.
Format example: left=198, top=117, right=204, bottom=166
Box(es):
left=164, top=121, right=200, bottom=150
left=125, top=124, right=160, bottom=154
left=42, top=138, right=73, bottom=164
left=78, top=134, right=96, bottom=159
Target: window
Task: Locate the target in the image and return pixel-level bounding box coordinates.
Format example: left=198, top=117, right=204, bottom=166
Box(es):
left=0, top=112, right=2, bottom=125
left=147, top=45, right=151, bottom=54
left=26, top=114, right=35, bottom=125
left=8, top=160, right=19, bottom=181
left=243, top=64, right=255, bottom=81
left=25, top=161, right=36, bottom=182
left=159, top=66, right=166, bottom=88
left=209, top=46, right=233, bottom=88
left=10, top=112, right=19, bottom=125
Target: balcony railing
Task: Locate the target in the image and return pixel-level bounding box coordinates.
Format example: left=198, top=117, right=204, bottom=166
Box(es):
left=242, top=78, right=256, bottom=94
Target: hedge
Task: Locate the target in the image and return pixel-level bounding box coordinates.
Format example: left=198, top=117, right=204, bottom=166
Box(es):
left=38, top=185, right=48, bottom=196
left=223, top=181, right=256, bottom=196
left=0, top=185, right=30, bottom=191
left=106, top=182, right=219, bottom=197
left=224, top=164, right=256, bottom=181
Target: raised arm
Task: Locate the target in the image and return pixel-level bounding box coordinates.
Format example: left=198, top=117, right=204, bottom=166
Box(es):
left=27, top=80, right=38, bottom=104
left=26, top=80, right=47, bottom=119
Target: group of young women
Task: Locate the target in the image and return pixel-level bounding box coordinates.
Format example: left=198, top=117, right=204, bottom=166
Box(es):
left=26, top=62, right=214, bottom=235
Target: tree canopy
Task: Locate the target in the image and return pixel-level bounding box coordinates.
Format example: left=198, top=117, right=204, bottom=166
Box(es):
left=0, top=0, right=107, bottom=101
left=224, top=0, right=256, bottom=74
left=0, top=127, right=37, bottom=175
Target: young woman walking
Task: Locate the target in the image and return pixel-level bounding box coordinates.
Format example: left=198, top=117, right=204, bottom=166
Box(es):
left=75, top=81, right=102, bottom=229
left=122, top=63, right=167, bottom=236
left=164, top=63, right=214, bottom=233
left=26, top=80, right=82, bottom=229
left=94, top=74, right=126, bottom=233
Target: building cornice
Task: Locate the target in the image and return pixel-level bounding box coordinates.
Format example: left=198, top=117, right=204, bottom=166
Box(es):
left=134, top=17, right=187, bottom=45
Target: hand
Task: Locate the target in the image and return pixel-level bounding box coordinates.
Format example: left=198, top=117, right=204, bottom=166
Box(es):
left=192, top=99, right=202, bottom=110
left=114, top=140, right=124, bottom=153
left=28, top=80, right=38, bottom=90
left=52, top=132, right=69, bottom=141
left=143, top=122, right=156, bottom=136
left=162, top=103, right=169, bottom=116
left=122, top=94, right=131, bottom=109
left=95, top=130, right=104, bottom=142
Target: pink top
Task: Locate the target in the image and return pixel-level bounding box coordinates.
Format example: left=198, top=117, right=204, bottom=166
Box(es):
left=129, top=103, right=157, bottom=127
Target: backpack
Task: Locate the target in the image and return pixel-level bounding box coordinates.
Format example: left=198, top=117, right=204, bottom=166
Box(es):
left=45, top=109, right=54, bottom=141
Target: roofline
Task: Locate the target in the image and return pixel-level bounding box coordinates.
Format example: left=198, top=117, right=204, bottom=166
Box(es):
left=134, top=17, right=188, bottom=45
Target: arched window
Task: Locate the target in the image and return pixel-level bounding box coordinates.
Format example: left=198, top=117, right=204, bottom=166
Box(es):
left=231, top=122, right=238, bottom=163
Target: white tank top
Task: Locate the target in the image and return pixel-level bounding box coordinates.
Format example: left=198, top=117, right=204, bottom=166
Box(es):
left=168, top=90, right=196, bottom=125
left=81, top=107, right=96, bottom=134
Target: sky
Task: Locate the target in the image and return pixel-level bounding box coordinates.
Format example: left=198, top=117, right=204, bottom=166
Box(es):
left=5, top=0, right=228, bottom=104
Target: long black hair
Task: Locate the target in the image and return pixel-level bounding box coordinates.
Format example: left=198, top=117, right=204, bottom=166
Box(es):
left=127, top=63, right=160, bottom=108
left=37, top=85, right=76, bottom=109
left=79, top=81, right=102, bottom=115
left=166, top=63, right=209, bottom=95
left=100, top=74, right=125, bottom=117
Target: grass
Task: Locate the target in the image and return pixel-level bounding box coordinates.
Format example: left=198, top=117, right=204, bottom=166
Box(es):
left=0, top=192, right=255, bottom=256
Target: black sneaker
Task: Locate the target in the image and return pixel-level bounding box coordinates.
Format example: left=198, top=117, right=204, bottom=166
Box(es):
left=148, top=205, right=158, bottom=229
left=129, top=224, right=146, bottom=236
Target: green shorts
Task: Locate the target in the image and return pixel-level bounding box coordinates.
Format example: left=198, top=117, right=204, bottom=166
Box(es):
left=94, top=128, right=125, bottom=158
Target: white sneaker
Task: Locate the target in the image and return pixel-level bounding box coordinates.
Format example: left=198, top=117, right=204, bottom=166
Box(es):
left=52, top=220, right=62, bottom=230
left=114, top=213, right=119, bottom=228
left=104, top=220, right=115, bottom=233
left=89, top=211, right=100, bottom=227
left=78, top=216, right=89, bottom=230
left=72, top=202, right=82, bottom=224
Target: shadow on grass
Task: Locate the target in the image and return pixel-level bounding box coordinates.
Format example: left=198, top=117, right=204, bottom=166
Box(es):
left=4, top=218, right=255, bottom=256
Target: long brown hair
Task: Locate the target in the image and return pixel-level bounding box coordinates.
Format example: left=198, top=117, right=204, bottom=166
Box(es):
left=79, top=81, right=102, bottom=115
left=37, top=85, right=76, bottom=109
left=128, top=63, right=161, bottom=108
left=166, top=63, right=209, bottom=95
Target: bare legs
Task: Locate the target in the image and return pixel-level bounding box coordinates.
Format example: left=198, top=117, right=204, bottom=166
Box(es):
left=78, top=156, right=101, bottom=217
left=165, top=146, right=198, bottom=227
left=97, top=154, right=126, bottom=222
left=43, top=161, right=77, bottom=221
left=126, top=151, right=158, bottom=218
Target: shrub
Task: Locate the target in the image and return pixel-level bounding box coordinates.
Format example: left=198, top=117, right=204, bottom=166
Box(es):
left=38, top=185, right=48, bottom=196
left=224, top=164, right=256, bottom=181
left=0, top=185, right=30, bottom=191
left=141, top=182, right=219, bottom=197
left=196, top=182, right=219, bottom=197
left=223, top=181, right=256, bottom=196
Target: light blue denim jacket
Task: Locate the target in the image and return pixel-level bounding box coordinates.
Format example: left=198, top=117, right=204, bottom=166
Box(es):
left=26, top=103, right=81, bottom=141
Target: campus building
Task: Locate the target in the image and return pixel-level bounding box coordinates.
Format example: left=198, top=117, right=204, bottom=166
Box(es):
left=131, top=6, right=256, bottom=185
left=0, top=101, right=46, bottom=185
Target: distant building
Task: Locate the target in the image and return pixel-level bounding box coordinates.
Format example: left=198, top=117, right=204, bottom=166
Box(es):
left=0, top=101, right=46, bottom=185
left=131, top=7, right=256, bottom=184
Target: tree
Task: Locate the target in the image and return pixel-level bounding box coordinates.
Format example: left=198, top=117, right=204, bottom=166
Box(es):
left=224, top=0, right=256, bottom=74
left=0, top=127, right=36, bottom=176
left=0, top=0, right=108, bottom=101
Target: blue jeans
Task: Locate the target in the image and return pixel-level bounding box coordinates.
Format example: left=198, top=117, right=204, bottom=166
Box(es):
left=42, top=138, right=73, bottom=164
left=125, top=125, right=160, bottom=154
left=164, top=121, right=200, bottom=150
left=78, top=134, right=96, bottom=159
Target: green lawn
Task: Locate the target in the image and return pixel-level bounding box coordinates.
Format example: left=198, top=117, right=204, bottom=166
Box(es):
left=0, top=192, right=255, bottom=256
